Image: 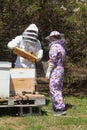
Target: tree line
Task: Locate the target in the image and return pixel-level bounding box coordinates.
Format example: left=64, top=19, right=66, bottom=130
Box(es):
left=0, top=0, right=87, bottom=87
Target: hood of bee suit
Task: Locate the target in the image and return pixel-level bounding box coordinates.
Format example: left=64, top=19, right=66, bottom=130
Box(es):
left=22, top=23, right=38, bottom=44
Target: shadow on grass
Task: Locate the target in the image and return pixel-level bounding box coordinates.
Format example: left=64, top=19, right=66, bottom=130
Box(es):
left=46, top=98, right=50, bottom=106
left=65, top=103, right=73, bottom=111
left=0, top=107, right=48, bottom=117
left=0, top=107, right=20, bottom=117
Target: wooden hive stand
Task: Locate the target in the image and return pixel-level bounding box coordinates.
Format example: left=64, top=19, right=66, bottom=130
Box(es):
left=0, top=94, right=45, bottom=116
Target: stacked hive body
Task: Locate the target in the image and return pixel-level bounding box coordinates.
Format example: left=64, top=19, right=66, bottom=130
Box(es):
left=0, top=61, right=45, bottom=115
left=0, top=61, right=12, bottom=98
left=10, top=68, right=35, bottom=95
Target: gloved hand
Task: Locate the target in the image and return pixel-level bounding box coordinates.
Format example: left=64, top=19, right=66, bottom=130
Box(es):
left=45, top=71, right=51, bottom=79
left=7, top=42, right=17, bottom=49
left=45, top=63, right=54, bottom=79
left=37, top=49, right=43, bottom=61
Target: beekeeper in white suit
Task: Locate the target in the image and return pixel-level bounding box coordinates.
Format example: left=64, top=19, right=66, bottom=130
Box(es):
left=7, top=23, right=43, bottom=68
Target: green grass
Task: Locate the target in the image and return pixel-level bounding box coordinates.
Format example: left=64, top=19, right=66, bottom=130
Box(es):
left=0, top=95, right=87, bottom=130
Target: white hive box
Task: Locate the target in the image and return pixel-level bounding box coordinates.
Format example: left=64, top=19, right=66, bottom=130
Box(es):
left=10, top=68, right=35, bottom=95
left=0, top=61, right=12, bottom=98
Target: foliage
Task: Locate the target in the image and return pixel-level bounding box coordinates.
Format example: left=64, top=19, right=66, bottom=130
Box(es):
left=0, top=0, right=87, bottom=87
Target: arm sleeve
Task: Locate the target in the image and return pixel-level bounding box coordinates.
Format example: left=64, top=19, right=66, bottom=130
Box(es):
left=7, top=35, right=22, bottom=49
left=49, top=44, right=59, bottom=64
left=36, top=40, right=43, bottom=61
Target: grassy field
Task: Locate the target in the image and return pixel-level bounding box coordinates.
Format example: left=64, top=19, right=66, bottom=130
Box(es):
left=0, top=94, right=87, bottom=130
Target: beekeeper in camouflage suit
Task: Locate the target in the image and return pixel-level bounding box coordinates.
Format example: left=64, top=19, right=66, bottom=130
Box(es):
left=45, top=31, right=67, bottom=116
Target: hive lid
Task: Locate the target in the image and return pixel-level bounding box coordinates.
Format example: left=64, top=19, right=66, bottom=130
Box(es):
left=0, top=61, right=12, bottom=68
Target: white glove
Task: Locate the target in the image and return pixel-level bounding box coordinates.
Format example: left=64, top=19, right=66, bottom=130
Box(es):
left=37, top=49, right=43, bottom=61
left=45, top=71, right=51, bottom=79
left=7, top=42, right=17, bottom=49
left=45, top=63, right=54, bottom=79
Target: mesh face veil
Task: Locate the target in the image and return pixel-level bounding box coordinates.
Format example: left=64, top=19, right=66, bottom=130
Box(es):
left=23, top=24, right=38, bottom=44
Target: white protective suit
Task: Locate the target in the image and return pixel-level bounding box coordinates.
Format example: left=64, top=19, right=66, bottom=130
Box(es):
left=7, top=24, right=43, bottom=68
